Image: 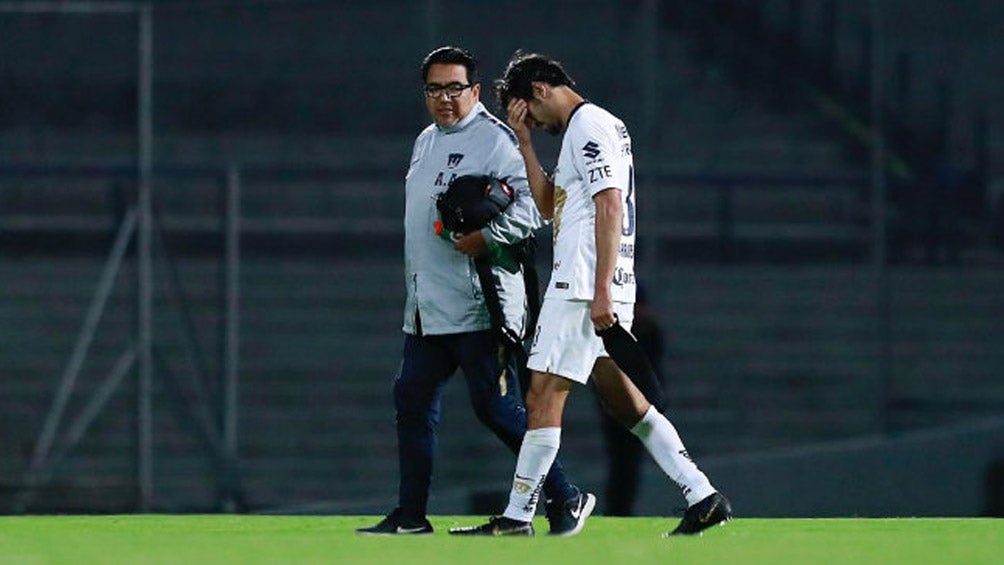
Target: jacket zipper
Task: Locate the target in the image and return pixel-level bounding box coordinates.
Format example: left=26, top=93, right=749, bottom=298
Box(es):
left=413, top=273, right=423, bottom=336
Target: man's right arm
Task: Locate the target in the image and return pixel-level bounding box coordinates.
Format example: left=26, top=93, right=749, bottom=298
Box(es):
left=519, top=136, right=555, bottom=220
left=507, top=99, right=555, bottom=219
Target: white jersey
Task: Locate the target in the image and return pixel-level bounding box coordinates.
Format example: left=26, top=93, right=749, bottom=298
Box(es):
left=547, top=102, right=636, bottom=304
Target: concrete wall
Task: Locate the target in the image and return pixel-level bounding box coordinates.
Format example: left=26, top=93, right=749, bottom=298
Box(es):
left=696, top=417, right=1004, bottom=517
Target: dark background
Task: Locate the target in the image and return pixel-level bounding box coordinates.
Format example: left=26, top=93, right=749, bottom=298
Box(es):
left=0, top=0, right=1002, bottom=517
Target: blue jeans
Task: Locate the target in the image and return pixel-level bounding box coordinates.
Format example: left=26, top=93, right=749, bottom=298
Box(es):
left=394, top=330, right=577, bottom=518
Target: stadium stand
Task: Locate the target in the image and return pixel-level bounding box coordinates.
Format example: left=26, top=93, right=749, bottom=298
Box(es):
left=0, top=0, right=1001, bottom=514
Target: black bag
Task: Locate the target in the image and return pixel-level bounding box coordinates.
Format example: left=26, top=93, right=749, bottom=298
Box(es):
left=437, top=175, right=539, bottom=398
left=435, top=175, right=514, bottom=233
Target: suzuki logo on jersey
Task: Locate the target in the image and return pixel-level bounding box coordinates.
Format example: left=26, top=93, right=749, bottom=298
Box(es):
left=446, top=153, right=464, bottom=168
left=582, top=141, right=601, bottom=161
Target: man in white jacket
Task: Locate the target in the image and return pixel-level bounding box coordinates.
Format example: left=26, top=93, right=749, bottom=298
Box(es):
left=357, top=46, right=592, bottom=537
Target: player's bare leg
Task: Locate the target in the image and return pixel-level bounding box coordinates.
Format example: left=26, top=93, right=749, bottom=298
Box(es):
left=592, top=357, right=651, bottom=427
left=524, top=370, right=572, bottom=428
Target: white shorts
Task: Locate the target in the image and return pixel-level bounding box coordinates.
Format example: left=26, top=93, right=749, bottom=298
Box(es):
left=527, top=299, right=634, bottom=384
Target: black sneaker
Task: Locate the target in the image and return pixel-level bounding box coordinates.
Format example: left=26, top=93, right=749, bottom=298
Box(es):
left=545, top=491, right=596, bottom=536
left=448, top=516, right=533, bottom=536
left=667, top=492, right=732, bottom=536
left=356, top=508, right=433, bottom=535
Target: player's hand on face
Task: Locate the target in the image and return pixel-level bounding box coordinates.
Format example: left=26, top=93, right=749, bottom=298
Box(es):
left=507, top=99, right=532, bottom=142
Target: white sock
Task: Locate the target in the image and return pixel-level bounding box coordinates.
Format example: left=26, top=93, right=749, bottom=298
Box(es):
left=502, top=427, right=561, bottom=522
left=631, top=406, right=716, bottom=506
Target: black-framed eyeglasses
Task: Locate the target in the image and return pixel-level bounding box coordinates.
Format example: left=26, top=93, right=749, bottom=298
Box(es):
left=424, top=82, right=473, bottom=99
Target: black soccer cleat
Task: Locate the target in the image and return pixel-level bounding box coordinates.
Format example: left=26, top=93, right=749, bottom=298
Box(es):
left=356, top=508, right=433, bottom=535
left=667, top=492, right=733, bottom=536
left=448, top=516, right=534, bottom=536
left=545, top=490, right=596, bottom=536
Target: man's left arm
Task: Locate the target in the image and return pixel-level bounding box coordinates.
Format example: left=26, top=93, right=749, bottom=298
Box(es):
left=454, top=140, right=542, bottom=257
left=482, top=172, right=540, bottom=244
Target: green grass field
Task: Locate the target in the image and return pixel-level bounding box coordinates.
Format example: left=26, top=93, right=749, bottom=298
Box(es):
left=0, top=515, right=1000, bottom=565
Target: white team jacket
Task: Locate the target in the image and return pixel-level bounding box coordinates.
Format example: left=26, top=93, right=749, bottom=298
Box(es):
left=403, top=101, right=543, bottom=336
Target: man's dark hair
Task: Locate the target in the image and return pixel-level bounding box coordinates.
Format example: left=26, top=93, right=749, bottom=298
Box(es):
left=421, top=46, right=478, bottom=84
left=495, top=50, right=575, bottom=110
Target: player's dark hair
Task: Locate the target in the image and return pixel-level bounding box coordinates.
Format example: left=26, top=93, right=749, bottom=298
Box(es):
left=495, top=50, right=576, bottom=110
left=421, top=46, right=479, bottom=85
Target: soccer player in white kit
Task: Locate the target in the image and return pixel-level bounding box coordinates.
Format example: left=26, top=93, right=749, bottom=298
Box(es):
left=451, top=52, right=732, bottom=537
